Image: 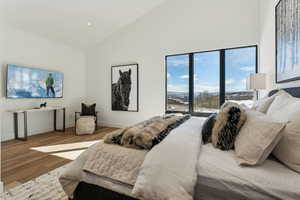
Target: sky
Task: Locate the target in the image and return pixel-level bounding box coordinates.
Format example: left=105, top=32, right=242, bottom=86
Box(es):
left=167, top=47, right=256, bottom=93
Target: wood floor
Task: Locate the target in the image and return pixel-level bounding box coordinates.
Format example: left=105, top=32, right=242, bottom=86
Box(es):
left=1, top=127, right=119, bottom=190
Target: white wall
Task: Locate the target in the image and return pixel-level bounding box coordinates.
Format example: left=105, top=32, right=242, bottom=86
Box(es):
left=86, top=0, right=260, bottom=127
left=0, top=25, right=87, bottom=141
left=259, top=0, right=300, bottom=91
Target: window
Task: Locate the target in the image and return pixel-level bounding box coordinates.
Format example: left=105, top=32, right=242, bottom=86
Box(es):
left=194, top=51, right=220, bottom=113
left=166, top=55, right=189, bottom=112
left=225, top=47, right=257, bottom=108
left=166, top=45, right=257, bottom=115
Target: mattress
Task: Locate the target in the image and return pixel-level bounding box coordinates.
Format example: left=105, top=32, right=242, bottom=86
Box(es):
left=195, top=144, right=300, bottom=200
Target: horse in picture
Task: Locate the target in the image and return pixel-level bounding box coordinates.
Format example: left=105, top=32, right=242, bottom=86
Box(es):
left=112, top=69, right=132, bottom=111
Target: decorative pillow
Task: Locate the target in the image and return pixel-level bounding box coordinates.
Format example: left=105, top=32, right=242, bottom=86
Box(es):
left=252, top=97, right=276, bottom=113
left=202, top=113, right=217, bottom=144
left=212, top=103, right=247, bottom=151
left=267, top=93, right=300, bottom=173
left=252, top=90, right=287, bottom=113
left=81, top=103, right=96, bottom=116
left=235, top=110, right=286, bottom=166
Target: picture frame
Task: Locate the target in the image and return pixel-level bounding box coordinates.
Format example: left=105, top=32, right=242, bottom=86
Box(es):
left=111, top=64, right=139, bottom=112
left=275, top=0, right=300, bottom=83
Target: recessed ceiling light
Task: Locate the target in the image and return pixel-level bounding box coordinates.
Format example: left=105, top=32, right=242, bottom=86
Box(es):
left=87, top=22, right=92, bottom=27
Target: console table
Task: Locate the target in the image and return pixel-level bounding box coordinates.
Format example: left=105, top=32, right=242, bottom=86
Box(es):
left=8, top=107, right=66, bottom=141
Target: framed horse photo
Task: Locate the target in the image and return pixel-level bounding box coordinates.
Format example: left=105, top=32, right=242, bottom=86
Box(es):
left=111, top=64, right=139, bottom=112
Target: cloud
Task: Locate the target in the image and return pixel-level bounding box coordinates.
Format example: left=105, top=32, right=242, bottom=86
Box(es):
left=180, top=74, right=189, bottom=79
left=167, top=73, right=171, bottom=78
left=240, top=66, right=255, bottom=72
left=167, top=84, right=188, bottom=92
left=225, top=79, right=235, bottom=84
left=167, top=58, right=188, bottom=67
left=179, top=74, right=198, bottom=80
left=194, top=74, right=198, bottom=81
left=194, top=84, right=218, bottom=92
left=168, top=83, right=221, bottom=93
left=226, top=79, right=248, bottom=92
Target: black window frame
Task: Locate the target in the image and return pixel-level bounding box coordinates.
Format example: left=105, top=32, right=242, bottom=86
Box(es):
left=165, top=45, right=258, bottom=117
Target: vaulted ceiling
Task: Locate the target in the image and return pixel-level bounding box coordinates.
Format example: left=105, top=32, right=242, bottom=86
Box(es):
left=1, top=0, right=168, bottom=49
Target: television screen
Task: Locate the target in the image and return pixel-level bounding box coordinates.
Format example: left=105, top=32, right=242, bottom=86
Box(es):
left=6, top=64, right=63, bottom=98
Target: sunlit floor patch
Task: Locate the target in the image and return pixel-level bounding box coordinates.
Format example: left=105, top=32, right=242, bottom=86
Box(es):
left=51, top=149, right=86, bottom=160
left=30, top=140, right=100, bottom=153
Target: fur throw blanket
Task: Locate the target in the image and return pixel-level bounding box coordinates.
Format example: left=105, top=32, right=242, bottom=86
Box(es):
left=104, top=114, right=190, bottom=150
left=212, top=102, right=247, bottom=150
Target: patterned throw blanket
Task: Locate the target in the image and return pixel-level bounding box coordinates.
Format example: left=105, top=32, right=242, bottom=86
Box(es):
left=83, top=141, right=147, bottom=187
left=104, top=114, right=190, bottom=150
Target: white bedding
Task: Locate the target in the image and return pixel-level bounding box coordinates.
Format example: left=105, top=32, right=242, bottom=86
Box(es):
left=133, top=117, right=204, bottom=200
left=60, top=117, right=300, bottom=200
left=195, top=144, right=300, bottom=200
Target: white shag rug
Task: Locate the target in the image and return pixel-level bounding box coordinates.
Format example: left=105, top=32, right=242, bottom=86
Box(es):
left=0, top=165, right=69, bottom=200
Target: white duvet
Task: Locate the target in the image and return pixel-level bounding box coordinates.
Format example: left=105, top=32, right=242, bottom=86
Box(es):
left=132, top=117, right=204, bottom=200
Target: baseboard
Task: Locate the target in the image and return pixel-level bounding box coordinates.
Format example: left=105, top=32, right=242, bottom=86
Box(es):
left=99, top=121, right=126, bottom=128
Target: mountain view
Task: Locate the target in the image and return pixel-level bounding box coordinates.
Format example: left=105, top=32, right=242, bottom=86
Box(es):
left=167, top=47, right=256, bottom=113
left=167, top=91, right=254, bottom=113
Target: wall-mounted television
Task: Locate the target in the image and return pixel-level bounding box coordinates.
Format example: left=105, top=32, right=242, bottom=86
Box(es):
left=6, top=64, right=64, bottom=98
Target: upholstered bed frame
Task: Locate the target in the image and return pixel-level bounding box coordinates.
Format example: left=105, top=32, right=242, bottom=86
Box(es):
left=70, top=87, right=300, bottom=200
left=72, top=182, right=137, bottom=200
left=268, top=87, right=300, bottom=98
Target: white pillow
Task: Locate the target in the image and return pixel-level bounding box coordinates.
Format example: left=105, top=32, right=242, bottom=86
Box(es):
left=252, top=90, right=287, bottom=113
left=235, top=110, right=286, bottom=166
left=267, top=93, right=300, bottom=173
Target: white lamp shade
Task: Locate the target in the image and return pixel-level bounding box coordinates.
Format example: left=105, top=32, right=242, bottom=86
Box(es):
left=246, top=73, right=266, bottom=90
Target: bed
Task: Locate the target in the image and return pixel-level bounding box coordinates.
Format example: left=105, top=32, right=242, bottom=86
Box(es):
left=61, top=87, right=300, bottom=200
left=195, top=144, right=300, bottom=200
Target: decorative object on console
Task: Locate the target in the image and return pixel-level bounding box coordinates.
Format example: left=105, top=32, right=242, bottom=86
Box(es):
left=212, top=102, right=247, bottom=151
left=111, top=64, right=138, bottom=112
left=246, top=73, right=266, bottom=100
left=40, top=102, right=47, bottom=108
left=75, top=103, right=98, bottom=134
left=276, top=0, right=300, bottom=83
